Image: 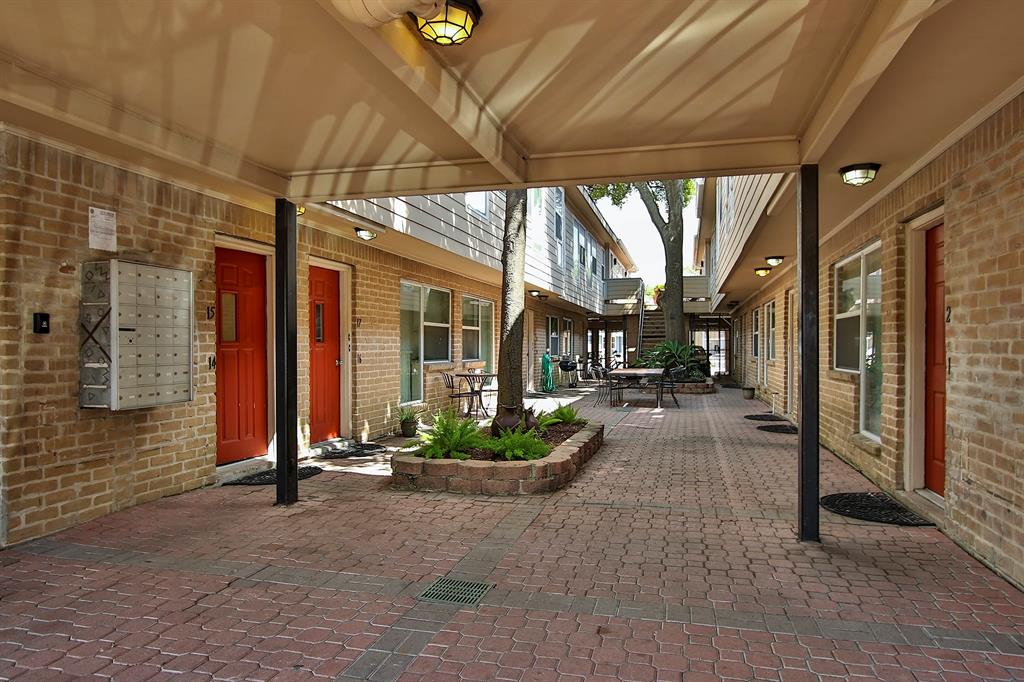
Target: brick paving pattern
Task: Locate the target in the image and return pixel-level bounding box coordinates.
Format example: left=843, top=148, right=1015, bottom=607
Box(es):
left=1, top=388, right=1022, bottom=680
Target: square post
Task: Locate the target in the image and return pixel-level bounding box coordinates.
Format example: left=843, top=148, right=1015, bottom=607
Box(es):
left=275, top=198, right=299, bottom=505
left=797, top=165, right=820, bottom=542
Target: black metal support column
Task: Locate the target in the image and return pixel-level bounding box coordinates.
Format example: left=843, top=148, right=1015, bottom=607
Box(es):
left=797, top=165, right=820, bottom=541
left=275, top=198, right=299, bottom=505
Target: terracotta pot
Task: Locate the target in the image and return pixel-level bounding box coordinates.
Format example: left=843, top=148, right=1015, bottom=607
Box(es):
left=491, top=404, right=521, bottom=436
left=742, top=387, right=755, bottom=400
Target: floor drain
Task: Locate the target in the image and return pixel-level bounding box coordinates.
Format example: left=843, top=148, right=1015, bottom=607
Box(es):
left=821, top=492, right=933, bottom=526
left=757, top=424, right=798, bottom=434
left=744, top=414, right=787, bottom=421
left=417, top=577, right=494, bottom=606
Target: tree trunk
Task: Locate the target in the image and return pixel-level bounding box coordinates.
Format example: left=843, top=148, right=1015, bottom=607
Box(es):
left=660, top=220, right=690, bottom=344
left=497, top=189, right=527, bottom=408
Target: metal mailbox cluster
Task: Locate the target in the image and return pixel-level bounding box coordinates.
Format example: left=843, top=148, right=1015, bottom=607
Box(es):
left=80, top=260, right=194, bottom=410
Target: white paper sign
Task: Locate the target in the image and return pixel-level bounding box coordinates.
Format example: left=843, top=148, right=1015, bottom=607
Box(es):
left=88, top=207, right=117, bottom=252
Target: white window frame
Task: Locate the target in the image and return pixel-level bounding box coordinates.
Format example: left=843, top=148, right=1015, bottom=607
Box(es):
left=561, top=318, right=573, bottom=357
left=465, top=191, right=489, bottom=218
left=461, top=295, right=494, bottom=364
left=577, top=227, right=586, bottom=274
left=833, top=242, right=883, bottom=440
left=547, top=316, right=560, bottom=356
left=766, top=301, right=776, bottom=360
left=400, top=281, right=451, bottom=395
left=752, top=308, right=760, bottom=358
left=553, top=188, right=564, bottom=267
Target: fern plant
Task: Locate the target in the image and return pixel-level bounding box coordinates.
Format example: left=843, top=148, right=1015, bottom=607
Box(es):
left=483, top=427, right=551, bottom=461
left=548, top=404, right=586, bottom=426
left=533, top=410, right=563, bottom=432
left=417, top=407, right=488, bottom=460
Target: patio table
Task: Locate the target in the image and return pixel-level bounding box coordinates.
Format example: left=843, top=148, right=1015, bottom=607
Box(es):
left=455, top=372, right=497, bottom=417
left=608, top=367, right=665, bottom=408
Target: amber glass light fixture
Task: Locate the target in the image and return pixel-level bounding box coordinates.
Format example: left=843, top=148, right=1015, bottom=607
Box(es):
left=295, top=205, right=306, bottom=216
left=839, top=163, right=881, bottom=186
left=754, top=267, right=772, bottom=277
left=765, top=256, right=784, bottom=267
left=414, top=0, right=482, bottom=45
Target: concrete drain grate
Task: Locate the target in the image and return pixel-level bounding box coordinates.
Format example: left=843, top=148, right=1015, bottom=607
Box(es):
left=417, top=577, right=494, bottom=606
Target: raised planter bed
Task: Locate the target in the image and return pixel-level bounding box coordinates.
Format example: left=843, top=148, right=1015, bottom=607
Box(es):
left=391, top=422, right=604, bottom=495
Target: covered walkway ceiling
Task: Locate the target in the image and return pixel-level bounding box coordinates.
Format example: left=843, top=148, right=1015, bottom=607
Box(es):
left=1, top=0, right=1022, bottom=218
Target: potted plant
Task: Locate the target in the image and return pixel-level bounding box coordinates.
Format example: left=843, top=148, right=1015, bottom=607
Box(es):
left=651, top=284, right=665, bottom=308
left=742, top=386, right=755, bottom=399
left=398, top=405, right=420, bottom=437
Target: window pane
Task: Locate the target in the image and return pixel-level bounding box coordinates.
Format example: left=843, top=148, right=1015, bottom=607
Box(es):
left=220, top=292, right=237, bottom=343
left=863, top=250, right=883, bottom=435
left=835, top=316, right=861, bottom=371
left=314, top=302, right=324, bottom=343
left=423, top=325, right=449, bottom=362
left=836, top=259, right=862, bottom=315
left=479, top=302, right=493, bottom=370
left=400, top=283, right=422, bottom=403
left=424, top=289, right=450, bottom=324
left=465, top=191, right=488, bottom=215
left=462, top=329, right=480, bottom=360
left=462, top=296, right=480, bottom=328
left=554, top=213, right=562, bottom=240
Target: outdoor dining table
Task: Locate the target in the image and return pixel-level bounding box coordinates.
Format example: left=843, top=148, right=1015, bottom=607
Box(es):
left=608, top=367, right=666, bottom=408
left=455, top=371, right=497, bottom=417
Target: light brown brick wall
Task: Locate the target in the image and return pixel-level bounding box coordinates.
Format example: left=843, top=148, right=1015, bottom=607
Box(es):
left=733, top=275, right=797, bottom=415
left=0, top=131, right=561, bottom=546
left=732, top=93, right=1024, bottom=586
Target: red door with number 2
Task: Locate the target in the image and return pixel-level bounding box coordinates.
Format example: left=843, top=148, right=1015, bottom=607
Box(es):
left=924, top=225, right=946, bottom=496
left=309, top=266, right=341, bottom=443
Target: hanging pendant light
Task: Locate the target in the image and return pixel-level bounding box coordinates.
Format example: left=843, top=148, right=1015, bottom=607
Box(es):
left=414, top=0, right=482, bottom=45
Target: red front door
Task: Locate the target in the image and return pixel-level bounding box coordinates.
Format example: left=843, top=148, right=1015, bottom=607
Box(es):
left=309, top=266, right=341, bottom=443
left=215, top=248, right=268, bottom=465
left=924, top=225, right=946, bottom=495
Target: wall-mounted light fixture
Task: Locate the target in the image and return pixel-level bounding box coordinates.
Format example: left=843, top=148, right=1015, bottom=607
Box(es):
left=413, top=0, right=481, bottom=45
left=839, top=163, right=881, bottom=186
left=765, top=256, right=784, bottom=267
left=354, top=227, right=377, bottom=241
left=529, top=290, right=540, bottom=298
left=754, top=267, right=772, bottom=277
left=295, top=205, right=306, bottom=216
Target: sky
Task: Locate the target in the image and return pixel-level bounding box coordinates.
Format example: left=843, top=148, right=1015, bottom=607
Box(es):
left=593, top=183, right=702, bottom=286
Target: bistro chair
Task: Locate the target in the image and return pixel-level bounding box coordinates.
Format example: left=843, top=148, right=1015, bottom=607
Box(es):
left=593, top=367, right=625, bottom=407
left=656, top=366, right=688, bottom=408
left=441, top=372, right=476, bottom=415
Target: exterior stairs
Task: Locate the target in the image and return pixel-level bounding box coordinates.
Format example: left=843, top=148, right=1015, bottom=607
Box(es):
left=640, top=305, right=665, bottom=353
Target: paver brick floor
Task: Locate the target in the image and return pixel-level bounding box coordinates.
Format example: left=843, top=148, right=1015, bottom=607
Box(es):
left=1, top=386, right=1022, bottom=680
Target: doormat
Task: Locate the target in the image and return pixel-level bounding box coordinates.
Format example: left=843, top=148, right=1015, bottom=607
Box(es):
left=757, top=424, right=798, bottom=434
left=317, top=443, right=386, bottom=460
left=744, top=414, right=787, bottom=421
left=820, top=492, right=933, bottom=526
left=720, top=383, right=741, bottom=389
left=224, top=466, right=323, bottom=486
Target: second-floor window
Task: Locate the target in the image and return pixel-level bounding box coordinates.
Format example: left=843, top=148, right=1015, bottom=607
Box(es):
left=465, top=191, right=488, bottom=217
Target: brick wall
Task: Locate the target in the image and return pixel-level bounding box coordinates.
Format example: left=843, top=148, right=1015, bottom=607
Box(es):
left=0, top=131, right=584, bottom=546
left=730, top=93, right=1024, bottom=587
left=732, top=274, right=797, bottom=415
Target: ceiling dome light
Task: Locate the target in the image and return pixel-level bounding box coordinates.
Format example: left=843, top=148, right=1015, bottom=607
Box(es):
left=839, top=163, right=881, bottom=186
left=754, top=267, right=772, bottom=277
left=354, top=227, right=377, bottom=241
left=765, top=256, right=784, bottom=267
left=414, top=0, right=481, bottom=46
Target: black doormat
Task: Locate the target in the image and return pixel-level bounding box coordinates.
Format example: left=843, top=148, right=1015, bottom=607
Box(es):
left=317, top=442, right=386, bottom=460
left=820, top=492, right=934, bottom=526
left=757, top=424, right=798, bottom=434
left=720, top=383, right=741, bottom=389
left=224, top=466, right=323, bottom=486
left=744, top=414, right=788, bottom=421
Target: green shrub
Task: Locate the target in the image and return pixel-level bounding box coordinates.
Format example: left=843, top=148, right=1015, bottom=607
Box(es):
left=397, top=405, right=420, bottom=423
left=548, top=404, right=586, bottom=426
left=533, top=410, right=563, bottom=432
left=637, top=340, right=708, bottom=379
left=417, top=407, right=487, bottom=460
left=483, top=427, right=551, bottom=461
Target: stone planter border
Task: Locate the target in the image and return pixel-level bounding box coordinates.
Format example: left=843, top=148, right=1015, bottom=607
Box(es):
left=391, top=423, right=604, bottom=495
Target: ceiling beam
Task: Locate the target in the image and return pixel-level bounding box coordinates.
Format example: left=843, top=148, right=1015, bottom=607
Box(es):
left=316, top=0, right=526, bottom=185
left=526, top=138, right=800, bottom=186
left=800, top=0, right=937, bottom=163
left=287, top=158, right=511, bottom=201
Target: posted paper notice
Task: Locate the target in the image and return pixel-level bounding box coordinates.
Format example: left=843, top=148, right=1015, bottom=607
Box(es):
left=88, top=207, right=117, bottom=252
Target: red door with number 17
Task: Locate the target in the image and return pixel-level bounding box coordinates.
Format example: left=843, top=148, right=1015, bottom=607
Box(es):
left=309, top=266, right=341, bottom=443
